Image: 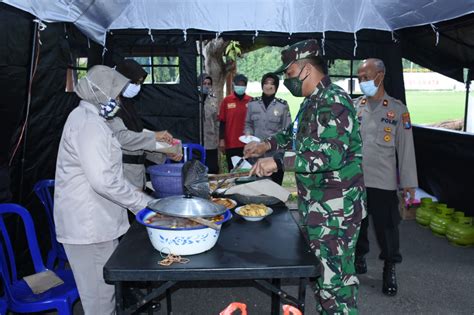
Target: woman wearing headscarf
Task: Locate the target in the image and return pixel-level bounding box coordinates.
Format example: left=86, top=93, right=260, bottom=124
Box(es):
left=54, top=65, right=153, bottom=314
left=244, top=72, right=291, bottom=184
left=199, top=73, right=220, bottom=173
left=109, top=59, right=181, bottom=190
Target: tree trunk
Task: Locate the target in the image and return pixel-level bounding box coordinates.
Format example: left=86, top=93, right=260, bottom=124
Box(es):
left=200, top=38, right=234, bottom=105
left=428, top=119, right=464, bottom=131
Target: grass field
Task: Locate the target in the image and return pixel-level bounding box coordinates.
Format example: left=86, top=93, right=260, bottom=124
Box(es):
left=249, top=90, right=466, bottom=125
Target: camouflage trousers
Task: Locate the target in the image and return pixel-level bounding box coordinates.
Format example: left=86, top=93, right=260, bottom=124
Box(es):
left=297, top=174, right=365, bottom=315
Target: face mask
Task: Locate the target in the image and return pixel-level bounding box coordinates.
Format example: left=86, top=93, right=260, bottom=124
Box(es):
left=234, top=85, right=246, bottom=96
left=99, top=98, right=121, bottom=120
left=199, top=86, right=210, bottom=95
left=360, top=73, right=381, bottom=97
left=283, top=66, right=309, bottom=97
left=122, top=83, right=141, bottom=98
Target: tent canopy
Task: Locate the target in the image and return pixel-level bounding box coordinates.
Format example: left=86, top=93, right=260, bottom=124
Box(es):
left=3, top=0, right=474, bottom=45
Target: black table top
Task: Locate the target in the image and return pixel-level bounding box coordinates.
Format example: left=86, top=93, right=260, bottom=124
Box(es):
left=104, top=206, right=320, bottom=282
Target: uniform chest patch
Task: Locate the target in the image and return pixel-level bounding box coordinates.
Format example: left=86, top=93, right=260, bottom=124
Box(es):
left=227, top=103, right=236, bottom=109
left=387, top=111, right=396, bottom=120
left=274, top=109, right=280, bottom=116
left=381, top=118, right=397, bottom=125
left=402, top=112, right=412, bottom=129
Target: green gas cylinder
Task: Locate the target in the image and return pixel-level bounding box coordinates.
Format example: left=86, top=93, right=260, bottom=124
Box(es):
left=446, top=215, right=474, bottom=246
left=430, top=206, right=454, bottom=236
left=416, top=199, right=437, bottom=226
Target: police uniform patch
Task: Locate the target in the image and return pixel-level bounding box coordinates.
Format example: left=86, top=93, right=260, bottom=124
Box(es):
left=384, top=134, right=391, bottom=142
left=274, top=109, right=280, bottom=116
left=227, top=103, right=236, bottom=109
left=384, top=127, right=392, bottom=133
left=402, top=112, right=411, bottom=129
left=387, top=111, right=395, bottom=120
left=383, top=99, right=388, bottom=107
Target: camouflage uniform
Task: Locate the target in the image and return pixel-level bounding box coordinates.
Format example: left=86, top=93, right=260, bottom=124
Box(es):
left=269, top=40, right=366, bottom=314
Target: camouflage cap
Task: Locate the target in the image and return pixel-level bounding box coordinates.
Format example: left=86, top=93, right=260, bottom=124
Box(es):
left=274, top=39, right=322, bottom=74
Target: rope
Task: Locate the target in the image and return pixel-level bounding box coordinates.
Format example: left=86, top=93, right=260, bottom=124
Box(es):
left=158, top=252, right=190, bottom=266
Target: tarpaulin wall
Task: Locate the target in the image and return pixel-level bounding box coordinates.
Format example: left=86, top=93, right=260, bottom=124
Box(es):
left=0, top=3, right=80, bottom=276
left=102, top=32, right=199, bottom=144
left=413, top=126, right=474, bottom=216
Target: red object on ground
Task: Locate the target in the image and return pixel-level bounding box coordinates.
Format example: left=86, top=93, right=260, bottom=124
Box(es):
left=220, top=302, right=247, bottom=315
left=283, top=304, right=302, bottom=315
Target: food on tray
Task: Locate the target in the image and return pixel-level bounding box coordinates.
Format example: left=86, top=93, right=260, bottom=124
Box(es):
left=145, top=213, right=224, bottom=228
left=238, top=204, right=268, bottom=217
left=212, top=197, right=236, bottom=209
left=209, top=181, right=233, bottom=191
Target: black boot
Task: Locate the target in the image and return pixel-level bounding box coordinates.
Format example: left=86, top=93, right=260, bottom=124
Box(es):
left=355, top=256, right=367, bottom=274
left=382, top=262, right=398, bottom=296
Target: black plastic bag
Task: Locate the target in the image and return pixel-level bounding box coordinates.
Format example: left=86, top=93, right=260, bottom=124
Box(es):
left=182, top=160, right=210, bottom=199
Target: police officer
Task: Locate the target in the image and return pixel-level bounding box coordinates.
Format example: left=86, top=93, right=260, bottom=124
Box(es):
left=244, top=40, right=366, bottom=314
left=354, top=58, right=418, bottom=296
left=199, top=74, right=220, bottom=174
left=244, top=72, right=291, bottom=184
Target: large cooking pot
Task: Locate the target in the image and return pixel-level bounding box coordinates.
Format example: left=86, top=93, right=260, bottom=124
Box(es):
left=136, top=208, right=232, bottom=255
left=137, top=195, right=231, bottom=255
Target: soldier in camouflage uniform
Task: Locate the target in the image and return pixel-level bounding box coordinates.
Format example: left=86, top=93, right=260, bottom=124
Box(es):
left=244, top=40, right=366, bottom=314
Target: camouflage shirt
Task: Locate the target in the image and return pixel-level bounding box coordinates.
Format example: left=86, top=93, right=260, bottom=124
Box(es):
left=268, top=76, right=364, bottom=190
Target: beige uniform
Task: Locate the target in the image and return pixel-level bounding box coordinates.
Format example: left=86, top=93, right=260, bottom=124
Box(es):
left=203, top=93, right=219, bottom=150
left=354, top=93, right=418, bottom=191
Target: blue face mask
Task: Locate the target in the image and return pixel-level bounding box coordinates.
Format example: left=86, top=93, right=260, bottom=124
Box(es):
left=234, top=85, right=246, bottom=96
left=360, top=73, right=381, bottom=97
left=199, top=86, right=210, bottom=95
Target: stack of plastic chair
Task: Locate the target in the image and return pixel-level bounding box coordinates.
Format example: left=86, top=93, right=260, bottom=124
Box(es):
left=182, top=143, right=206, bottom=164
left=0, top=203, right=79, bottom=314
left=33, top=179, right=68, bottom=270
left=165, top=143, right=206, bottom=164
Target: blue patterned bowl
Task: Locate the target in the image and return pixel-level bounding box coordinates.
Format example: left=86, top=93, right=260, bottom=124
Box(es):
left=136, top=208, right=232, bottom=255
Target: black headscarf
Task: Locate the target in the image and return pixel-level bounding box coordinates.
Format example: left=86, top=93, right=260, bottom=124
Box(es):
left=261, top=72, right=280, bottom=108
left=115, top=59, right=148, bottom=132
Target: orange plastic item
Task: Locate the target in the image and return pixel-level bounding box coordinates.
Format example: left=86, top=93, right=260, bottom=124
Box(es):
left=283, top=304, right=302, bottom=315
left=220, top=302, right=248, bottom=315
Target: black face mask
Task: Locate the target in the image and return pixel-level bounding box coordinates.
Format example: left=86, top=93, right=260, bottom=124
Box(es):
left=283, top=66, right=309, bottom=97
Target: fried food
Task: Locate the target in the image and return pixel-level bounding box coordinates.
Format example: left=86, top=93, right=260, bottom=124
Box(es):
left=209, top=181, right=232, bottom=191
left=238, top=204, right=268, bottom=217
left=212, top=198, right=236, bottom=209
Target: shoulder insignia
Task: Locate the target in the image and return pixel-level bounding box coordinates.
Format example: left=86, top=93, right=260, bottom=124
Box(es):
left=276, top=97, right=288, bottom=105
left=402, top=112, right=412, bottom=129
left=251, top=96, right=262, bottom=102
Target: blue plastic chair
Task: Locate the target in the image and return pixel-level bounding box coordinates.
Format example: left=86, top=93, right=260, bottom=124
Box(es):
left=182, top=143, right=206, bottom=164
left=33, top=179, right=68, bottom=270
left=0, top=203, right=79, bottom=314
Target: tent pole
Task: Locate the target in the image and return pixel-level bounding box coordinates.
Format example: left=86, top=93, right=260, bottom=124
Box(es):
left=463, top=69, right=471, bottom=132
left=199, top=35, right=204, bottom=145
left=18, top=20, right=39, bottom=204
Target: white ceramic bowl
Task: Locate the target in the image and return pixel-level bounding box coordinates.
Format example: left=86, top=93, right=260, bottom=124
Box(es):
left=136, top=209, right=232, bottom=255
left=235, top=206, right=273, bottom=222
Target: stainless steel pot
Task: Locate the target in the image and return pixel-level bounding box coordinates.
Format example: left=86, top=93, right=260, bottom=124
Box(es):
left=147, top=194, right=226, bottom=218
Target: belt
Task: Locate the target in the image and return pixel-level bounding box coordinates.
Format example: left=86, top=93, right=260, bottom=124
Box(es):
left=122, top=154, right=146, bottom=165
